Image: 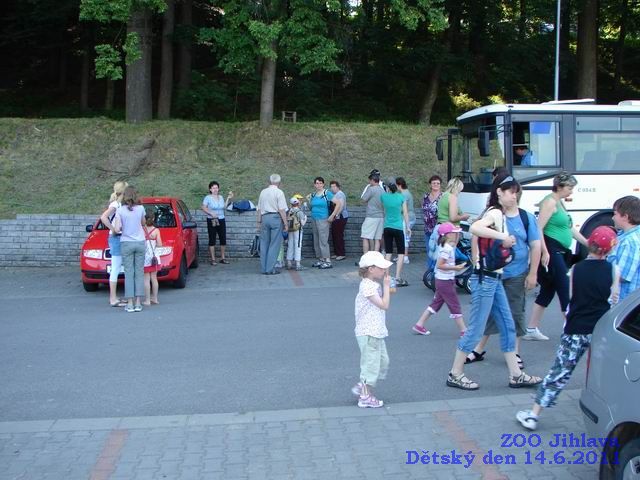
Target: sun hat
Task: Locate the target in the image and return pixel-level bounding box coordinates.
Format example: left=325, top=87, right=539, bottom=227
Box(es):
left=359, top=251, right=393, bottom=269
left=588, top=226, right=617, bottom=254
left=438, top=222, right=462, bottom=236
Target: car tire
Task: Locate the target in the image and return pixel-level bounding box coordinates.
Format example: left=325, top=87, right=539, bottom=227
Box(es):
left=83, top=282, right=99, bottom=292
left=191, top=240, right=199, bottom=269
left=423, top=270, right=435, bottom=291
left=613, top=437, right=640, bottom=480
left=173, top=254, right=188, bottom=289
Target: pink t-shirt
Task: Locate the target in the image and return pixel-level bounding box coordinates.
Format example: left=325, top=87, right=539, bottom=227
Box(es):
left=354, top=278, right=388, bottom=338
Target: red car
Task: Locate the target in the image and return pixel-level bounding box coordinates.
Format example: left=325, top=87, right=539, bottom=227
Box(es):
left=80, top=197, right=199, bottom=291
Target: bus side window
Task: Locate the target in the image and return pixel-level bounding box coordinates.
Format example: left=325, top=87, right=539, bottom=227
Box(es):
left=513, top=121, right=560, bottom=168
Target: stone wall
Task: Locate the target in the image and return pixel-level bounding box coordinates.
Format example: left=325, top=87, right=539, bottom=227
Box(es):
left=0, top=207, right=427, bottom=267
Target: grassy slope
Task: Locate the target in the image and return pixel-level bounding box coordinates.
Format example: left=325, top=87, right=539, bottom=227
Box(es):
left=0, top=118, right=448, bottom=217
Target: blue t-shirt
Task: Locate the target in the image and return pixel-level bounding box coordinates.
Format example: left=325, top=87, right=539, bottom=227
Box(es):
left=202, top=195, right=225, bottom=220
left=310, top=190, right=334, bottom=220
left=503, top=210, right=540, bottom=279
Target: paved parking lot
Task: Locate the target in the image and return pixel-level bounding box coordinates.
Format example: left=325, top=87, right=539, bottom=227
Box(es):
left=0, top=256, right=598, bottom=479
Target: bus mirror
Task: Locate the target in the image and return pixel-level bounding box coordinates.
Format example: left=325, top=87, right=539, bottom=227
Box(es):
left=435, top=138, right=444, bottom=161
left=478, top=130, right=491, bottom=157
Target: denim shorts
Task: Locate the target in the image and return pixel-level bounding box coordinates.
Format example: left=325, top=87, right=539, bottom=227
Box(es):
left=108, top=234, right=121, bottom=257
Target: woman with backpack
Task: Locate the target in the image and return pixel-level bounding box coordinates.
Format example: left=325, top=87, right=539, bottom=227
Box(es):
left=445, top=175, right=542, bottom=391
left=308, top=177, right=341, bottom=270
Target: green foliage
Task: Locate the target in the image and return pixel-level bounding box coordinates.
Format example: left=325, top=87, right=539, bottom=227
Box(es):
left=174, top=72, right=235, bottom=120
left=123, top=32, right=142, bottom=64
left=94, top=44, right=123, bottom=80
left=451, top=92, right=481, bottom=116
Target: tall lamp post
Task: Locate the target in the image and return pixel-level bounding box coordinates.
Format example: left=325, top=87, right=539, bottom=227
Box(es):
left=554, top=0, right=561, bottom=100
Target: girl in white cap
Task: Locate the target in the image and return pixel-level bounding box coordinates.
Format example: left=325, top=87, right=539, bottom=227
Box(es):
left=352, top=251, right=393, bottom=408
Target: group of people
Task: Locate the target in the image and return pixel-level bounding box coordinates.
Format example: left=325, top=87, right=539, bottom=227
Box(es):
left=100, top=182, right=162, bottom=312
left=353, top=171, right=640, bottom=429
left=255, top=174, right=352, bottom=275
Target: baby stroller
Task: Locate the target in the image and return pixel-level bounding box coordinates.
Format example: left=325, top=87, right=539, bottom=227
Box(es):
left=423, top=235, right=473, bottom=294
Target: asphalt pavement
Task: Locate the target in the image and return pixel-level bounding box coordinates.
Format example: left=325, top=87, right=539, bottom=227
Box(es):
left=0, top=255, right=598, bottom=479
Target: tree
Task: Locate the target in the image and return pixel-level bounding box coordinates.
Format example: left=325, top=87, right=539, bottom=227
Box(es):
left=79, top=0, right=167, bottom=123
left=158, top=0, right=175, bottom=119
left=177, top=0, right=193, bottom=91
left=577, top=0, right=598, bottom=99
left=202, top=0, right=341, bottom=127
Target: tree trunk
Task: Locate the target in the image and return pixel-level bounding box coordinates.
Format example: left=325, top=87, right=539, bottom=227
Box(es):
left=418, top=64, right=442, bottom=125
left=158, top=0, right=175, bottom=119
left=126, top=9, right=153, bottom=123
left=259, top=41, right=277, bottom=128
left=613, top=0, right=629, bottom=94
left=518, top=0, right=526, bottom=40
left=178, top=0, right=193, bottom=91
left=80, top=49, right=90, bottom=111
left=576, top=0, right=598, bottom=99
left=105, top=79, right=115, bottom=111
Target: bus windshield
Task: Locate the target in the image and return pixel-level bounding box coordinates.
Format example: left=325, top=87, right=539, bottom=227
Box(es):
left=451, top=116, right=506, bottom=191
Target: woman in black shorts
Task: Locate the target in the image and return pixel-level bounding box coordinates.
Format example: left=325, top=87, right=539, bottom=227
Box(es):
left=380, top=179, right=410, bottom=287
left=201, top=181, right=234, bottom=265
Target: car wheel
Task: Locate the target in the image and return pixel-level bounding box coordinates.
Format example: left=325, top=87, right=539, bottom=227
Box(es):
left=83, top=282, right=99, bottom=292
left=613, top=437, right=640, bottom=480
left=191, top=240, right=199, bottom=269
left=457, top=275, right=472, bottom=294
left=173, top=254, right=188, bottom=289
left=577, top=213, right=614, bottom=261
left=423, top=270, right=435, bottom=291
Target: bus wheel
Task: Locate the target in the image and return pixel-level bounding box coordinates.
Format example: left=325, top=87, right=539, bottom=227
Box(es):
left=577, top=213, right=614, bottom=260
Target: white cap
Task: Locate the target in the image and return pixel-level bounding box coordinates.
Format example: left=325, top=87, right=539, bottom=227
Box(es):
left=359, top=251, right=393, bottom=269
left=290, top=197, right=300, bottom=205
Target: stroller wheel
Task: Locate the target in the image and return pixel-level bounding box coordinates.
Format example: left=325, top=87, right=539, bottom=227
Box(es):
left=456, top=275, right=472, bottom=294
left=423, top=270, right=436, bottom=291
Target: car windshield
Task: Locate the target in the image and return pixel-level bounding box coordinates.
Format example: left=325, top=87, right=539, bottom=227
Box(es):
left=97, top=203, right=177, bottom=229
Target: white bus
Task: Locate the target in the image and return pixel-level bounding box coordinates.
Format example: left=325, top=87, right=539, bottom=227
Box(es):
left=436, top=100, right=640, bottom=254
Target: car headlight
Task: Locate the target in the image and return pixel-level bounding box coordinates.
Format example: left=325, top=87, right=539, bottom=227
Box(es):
left=155, top=246, right=173, bottom=256
left=83, top=249, right=103, bottom=259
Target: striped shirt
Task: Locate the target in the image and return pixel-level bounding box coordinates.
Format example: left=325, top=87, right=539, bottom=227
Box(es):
left=608, top=225, right=640, bottom=300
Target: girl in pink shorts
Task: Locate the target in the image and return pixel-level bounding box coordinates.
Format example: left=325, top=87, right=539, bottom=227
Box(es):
left=413, top=222, right=468, bottom=336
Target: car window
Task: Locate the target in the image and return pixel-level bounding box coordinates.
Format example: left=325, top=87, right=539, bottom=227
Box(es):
left=143, top=203, right=177, bottom=228
left=178, top=201, right=192, bottom=221
left=618, top=304, right=640, bottom=341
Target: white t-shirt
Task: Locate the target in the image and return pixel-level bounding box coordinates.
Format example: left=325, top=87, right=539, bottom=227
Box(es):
left=435, top=243, right=456, bottom=280
left=354, top=278, right=388, bottom=338
left=107, top=200, right=120, bottom=236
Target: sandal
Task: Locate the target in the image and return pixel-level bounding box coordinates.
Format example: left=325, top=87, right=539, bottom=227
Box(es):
left=219, top=259, right=230, bottom=264
left=509, top=372, right=542, bottom=389
left=110, top=300, right=128, bottom=307
left=465, top=350, right=486, bottom=364
left=446, top=372, right=479, bottom=390
left=516, top=353, right=524, bottom=369
left=210, top=260, right=217, bottom=266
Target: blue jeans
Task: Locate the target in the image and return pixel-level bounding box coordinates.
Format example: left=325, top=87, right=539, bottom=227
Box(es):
left=458, top=274, right=516, bottom=353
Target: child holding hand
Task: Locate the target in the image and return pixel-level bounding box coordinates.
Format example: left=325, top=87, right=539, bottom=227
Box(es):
left=413, top=222, right=468, bottom=337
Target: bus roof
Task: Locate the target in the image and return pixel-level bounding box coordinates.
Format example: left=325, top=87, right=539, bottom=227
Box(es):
left=456, top=101, right=640, bottom=123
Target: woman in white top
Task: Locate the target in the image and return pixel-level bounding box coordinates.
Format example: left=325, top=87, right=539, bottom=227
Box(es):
left=100, top=181, right=128, bottom=307
left=114, top=186, right=146, bottom=313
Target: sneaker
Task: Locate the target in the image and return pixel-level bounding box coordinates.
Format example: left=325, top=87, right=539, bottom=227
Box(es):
left=522, top=328, right=549, bottom=341
left=318, top=262, right=333, bottom=269
left=125, top=304, right=135, bottom=313
left=358, top=394, right=384, bottom=408
left=351, top=382, right=364, bottom=396
left=403, top=256, right=410, bottom=264
left=312, top=261, right=323, bottom=268
left=396, top=278, right=409, bottom=287
left=516, top=410, right=538, bottom=430
left=412, top=325, right=431, bottom=336
left=335, top=256, right=346, bottom=261
left=134, top=304, right=143, bottom=312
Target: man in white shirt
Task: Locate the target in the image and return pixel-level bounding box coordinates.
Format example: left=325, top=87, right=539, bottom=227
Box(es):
left=257, top=174, right=289, bottom=274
